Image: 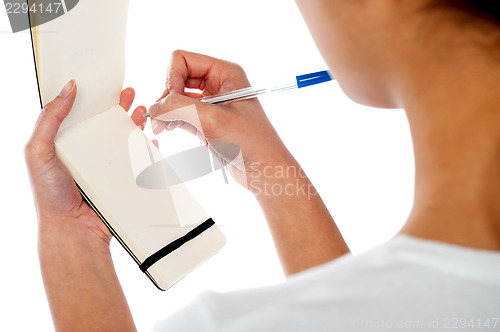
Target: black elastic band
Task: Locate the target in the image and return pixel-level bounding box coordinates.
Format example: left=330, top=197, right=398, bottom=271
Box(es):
left=139, top=218, right=215, bottom=272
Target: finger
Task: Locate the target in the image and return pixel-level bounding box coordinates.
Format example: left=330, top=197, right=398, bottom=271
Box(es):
left=120, top=88, right=135, bottom=112
left=157, top=89, right=169, bottom=102
left=150, top=94, right=198, bottom=119
left=28, top=80, right=77, bottom=152
left=165, top=120, right=182, bottom=131
left=184, top=92, right=203, bottom=99
left=175, top=121, right=202, bottom=137
left=130, top=105, right=147, bottom=130
left=166, top=50, right=227, bottom=95
left=152, top=139, right=159, bottom=149
left=185, top=77, right=206, bottom=91
left=151, top=118, right=167, bottom=135
left=161, top=88, right=203, bottom=100
left=160, top=78, right=206, bottom=99
left=150, top=94, right=210, bottom=136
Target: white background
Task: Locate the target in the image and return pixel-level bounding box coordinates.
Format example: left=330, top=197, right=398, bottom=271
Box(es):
left=0, top=0, right=414, bottom=331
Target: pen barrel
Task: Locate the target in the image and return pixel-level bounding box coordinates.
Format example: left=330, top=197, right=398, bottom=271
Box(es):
left=196, top=70, right=333, bottom=105
left=296, top=70, right=332, bottom=89
left=198, top=86, right=269, bottom=104
left=269, top=79, right=298, bottom=93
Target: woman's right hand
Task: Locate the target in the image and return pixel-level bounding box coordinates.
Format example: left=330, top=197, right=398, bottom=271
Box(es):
left=149, top=50, right=294, bottom=191
left=150, top=51, right=350, bottom=275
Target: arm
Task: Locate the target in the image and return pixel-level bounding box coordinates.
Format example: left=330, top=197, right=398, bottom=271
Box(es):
left=149, top=50, right=350, bottom=276
left=38, top=221, right=135, bottom=332
left=25, top=81, right=146, bottom=331
left=252, top=161, right=350, bottom=275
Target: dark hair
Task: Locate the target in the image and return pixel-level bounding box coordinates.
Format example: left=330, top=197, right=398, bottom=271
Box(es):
left=462, top=1, right=500, bottom=23
left=419, top=1, right=500, bottom=57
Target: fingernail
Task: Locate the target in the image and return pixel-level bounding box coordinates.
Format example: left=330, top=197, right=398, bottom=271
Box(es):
left=59, top=80, right=75, bottom=99
left=149, top=103, right=159, bottom=117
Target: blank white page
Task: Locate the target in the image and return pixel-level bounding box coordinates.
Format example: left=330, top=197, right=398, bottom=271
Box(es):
left=35, top=0, right=128, bottom=132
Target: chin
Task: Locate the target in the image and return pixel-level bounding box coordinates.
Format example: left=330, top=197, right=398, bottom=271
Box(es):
left=337, top=77, right=399, bottom=109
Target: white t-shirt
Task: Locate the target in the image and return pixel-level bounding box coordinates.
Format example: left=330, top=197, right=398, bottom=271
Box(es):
left=153, top=235, right=500, bottom=331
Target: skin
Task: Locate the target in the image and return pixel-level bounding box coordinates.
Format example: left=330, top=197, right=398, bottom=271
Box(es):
left=148, top=51, right=350, bottom=274
left=294, top=0, right=500, bottom=250
left=26, top=84, right=144, bottom=331
left=25, top=0, right=500, bottom=330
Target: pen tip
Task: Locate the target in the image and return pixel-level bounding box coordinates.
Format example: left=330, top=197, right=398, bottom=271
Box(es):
left=142, top=113, right=151, bottom=118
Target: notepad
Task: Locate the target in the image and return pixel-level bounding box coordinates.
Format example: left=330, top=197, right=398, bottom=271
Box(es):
left=29, top=0, right=226, bottom=290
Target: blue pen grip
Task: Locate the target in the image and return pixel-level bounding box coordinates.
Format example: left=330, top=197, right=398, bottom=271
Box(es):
left=296, top=70, right=332, bottom=89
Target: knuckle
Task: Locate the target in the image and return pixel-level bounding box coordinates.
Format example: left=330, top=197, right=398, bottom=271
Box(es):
left=219, top=62, right=249, bottom=91
left=43, top=99, right=67, bottom=124
left=224, top=61, right=246, bottom=79
left=166, top=50, right=187, bottom=91
left=42, top=103, right=52, bottom=114
left=201, top=115, right=217, bottom=134
left=229, top=61, right=245, bottom=74
left=201, top=106, right=227, bottom=133
left=24, top=141, right=33, bottom=158
left=170, top=49, right=185, bottom=59
left=169, top=50, right=187, bottom=69
left=167, top=49, right=182, bottom=64
left=24, top=140, right=42, bottom=160
left=164, top=94, right=184, bottom=111
left=42, top=101, right=58, bottom=118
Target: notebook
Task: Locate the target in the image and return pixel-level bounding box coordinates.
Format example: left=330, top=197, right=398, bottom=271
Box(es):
left=28, top=0, right=226, bottom=291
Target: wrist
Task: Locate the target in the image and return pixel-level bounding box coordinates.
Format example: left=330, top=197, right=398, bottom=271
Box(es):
left=247, top=159, right=318, bottom=200
left=38, top=213, right=111, bottom=253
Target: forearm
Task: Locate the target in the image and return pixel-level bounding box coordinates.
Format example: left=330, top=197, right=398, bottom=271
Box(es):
left=38, top=216, right=136, bottom=332
left=251, top=160, right=350, bottom=276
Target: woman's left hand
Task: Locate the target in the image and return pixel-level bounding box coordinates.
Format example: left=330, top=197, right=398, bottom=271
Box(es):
left=25, top=81, right=147, bottom=245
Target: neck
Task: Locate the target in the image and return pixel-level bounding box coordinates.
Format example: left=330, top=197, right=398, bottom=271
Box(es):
left=397, top=36, right=500, bottom=250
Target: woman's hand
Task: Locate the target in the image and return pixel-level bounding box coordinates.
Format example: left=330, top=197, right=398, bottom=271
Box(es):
left=150, top=51, right=350, bottom=275
left=148, top=50, right=294, bottom=190
left=26, top=81, right=142, bottom=331
left=25, top=80, right=147, bottom=244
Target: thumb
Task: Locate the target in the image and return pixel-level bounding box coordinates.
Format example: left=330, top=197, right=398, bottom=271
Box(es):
left=149, top=93, right=207, bottom=135
left=29, top=80, right=77, bottom=152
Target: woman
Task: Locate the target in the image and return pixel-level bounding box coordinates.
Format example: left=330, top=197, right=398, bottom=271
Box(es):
left=25, top=0, right=500, bottom=330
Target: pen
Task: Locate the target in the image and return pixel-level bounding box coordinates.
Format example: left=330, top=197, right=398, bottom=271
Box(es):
left=143, top=70, right=333, bottom=118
